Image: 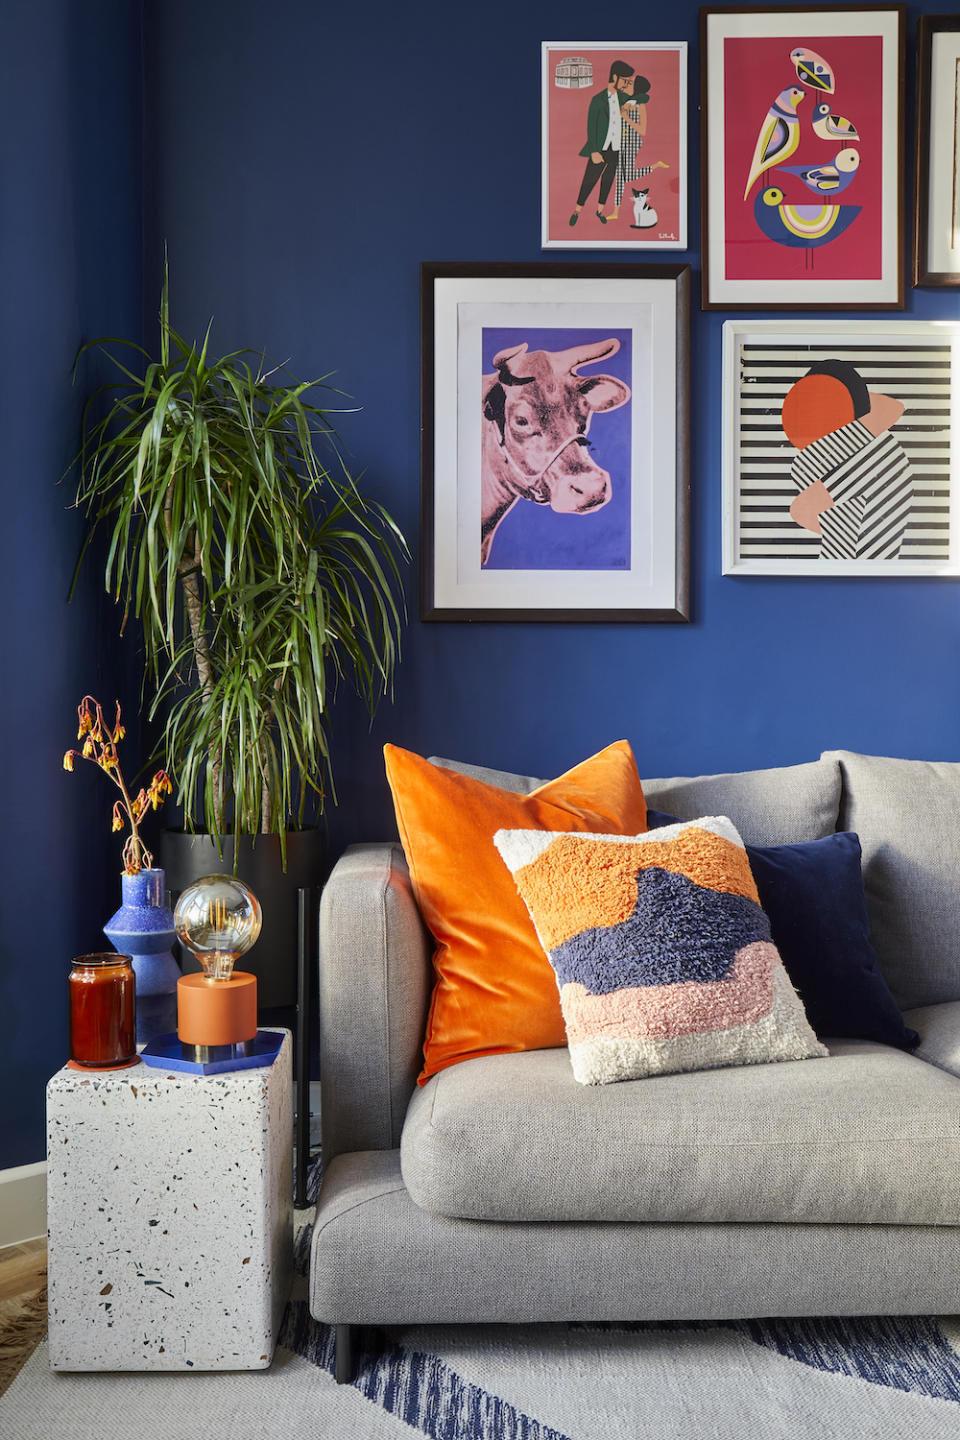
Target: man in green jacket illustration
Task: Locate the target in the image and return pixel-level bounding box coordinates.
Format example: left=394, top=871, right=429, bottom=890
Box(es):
left=570, top=60, right=636, bottom=228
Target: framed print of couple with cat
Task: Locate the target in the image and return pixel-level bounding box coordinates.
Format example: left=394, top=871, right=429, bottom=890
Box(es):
left=541, top=41, right=688, bottom=250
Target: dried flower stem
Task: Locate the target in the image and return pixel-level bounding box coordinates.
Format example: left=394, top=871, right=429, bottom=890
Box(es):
left=63, top=696, right=172, bottom=874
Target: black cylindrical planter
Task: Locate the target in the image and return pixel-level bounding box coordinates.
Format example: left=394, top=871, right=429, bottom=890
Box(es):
left=161, top=829, right=323, bottom=1009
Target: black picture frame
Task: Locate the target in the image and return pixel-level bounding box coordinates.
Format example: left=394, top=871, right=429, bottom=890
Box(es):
left=420, top=262, right=690, bottom=623
left=914, top=14, right=960, bottom=287
left=700, top=5, right=905, bottom=311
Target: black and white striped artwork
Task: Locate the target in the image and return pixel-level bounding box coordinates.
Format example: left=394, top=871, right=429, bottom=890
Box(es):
left=724, top=324, right=956, bottom=574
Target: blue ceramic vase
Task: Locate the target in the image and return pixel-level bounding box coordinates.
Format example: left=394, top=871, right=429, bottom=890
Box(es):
left=104, top=868, right=180, bottom=1046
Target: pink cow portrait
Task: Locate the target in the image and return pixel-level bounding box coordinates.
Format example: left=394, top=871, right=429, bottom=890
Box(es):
left=480, top=338, right=632, bottom=566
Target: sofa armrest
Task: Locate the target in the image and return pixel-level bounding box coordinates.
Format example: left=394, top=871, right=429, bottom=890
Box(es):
left=318, top=843, right=432, bottom=1165
left=901, top=1000, right=960, bottom=1081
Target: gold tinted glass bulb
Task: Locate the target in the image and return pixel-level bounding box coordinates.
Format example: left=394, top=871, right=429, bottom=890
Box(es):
left=174, top=874, right=262, bottom=981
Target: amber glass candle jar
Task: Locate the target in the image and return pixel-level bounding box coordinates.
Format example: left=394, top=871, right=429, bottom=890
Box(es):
left=69, top=954, right=136, bottom=1067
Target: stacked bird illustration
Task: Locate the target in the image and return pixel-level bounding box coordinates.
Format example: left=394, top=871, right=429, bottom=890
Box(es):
left=743, top=87, right=805, bottom=200
left=753, top=185, right=861, bottom=250
left=744, top=45, right=862, bottom=257
left=811, top=101, right=859, bottom=142
left=775, top=147, right=860, bottom=194
left=789, top=46, right=835, bottom=93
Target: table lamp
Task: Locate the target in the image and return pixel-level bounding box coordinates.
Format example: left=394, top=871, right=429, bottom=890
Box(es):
left=174, top=874, right=262, bottom=1062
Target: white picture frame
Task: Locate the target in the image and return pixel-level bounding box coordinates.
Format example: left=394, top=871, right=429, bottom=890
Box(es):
left=541, top=41, right=688, bottom=251
left=722, top=319, right=960, bottom=576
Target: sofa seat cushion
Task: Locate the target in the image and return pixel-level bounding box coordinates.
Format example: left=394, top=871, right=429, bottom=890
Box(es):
left=400, top=1042, right=960, bottom=1225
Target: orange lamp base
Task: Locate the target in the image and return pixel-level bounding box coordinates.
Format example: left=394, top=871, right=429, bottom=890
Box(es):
left=177, top=971, right=258, bottom=1047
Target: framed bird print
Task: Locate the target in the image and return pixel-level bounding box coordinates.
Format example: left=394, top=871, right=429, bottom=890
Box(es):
left=721, top=319, right=960, bottom=576
left=701, top=6, right=905, bottom=309
left=914, top=15, right=960, bottom=286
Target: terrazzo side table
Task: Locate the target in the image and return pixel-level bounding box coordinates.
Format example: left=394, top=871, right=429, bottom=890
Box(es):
left=46, top=1029, right=293, bottom=1371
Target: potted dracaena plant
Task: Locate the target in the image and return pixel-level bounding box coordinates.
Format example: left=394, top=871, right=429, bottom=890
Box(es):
left=69, top=273, right=407, bottom=1006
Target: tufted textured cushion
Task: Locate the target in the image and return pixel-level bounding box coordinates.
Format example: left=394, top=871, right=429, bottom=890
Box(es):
left=822, top=751, right=960, bottom=1009
left=495, top=817, right=826, bottom=1085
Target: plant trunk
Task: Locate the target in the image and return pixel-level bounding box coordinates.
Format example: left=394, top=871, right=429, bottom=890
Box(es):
left=261, top=692, right=280, bottom=835
left=179, top=540, right=223, bottom=833
left=262, top=765, right=272, bottom=835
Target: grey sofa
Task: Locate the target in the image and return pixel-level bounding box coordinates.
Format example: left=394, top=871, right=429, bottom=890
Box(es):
left=310, top=750, right=960, bottom=1382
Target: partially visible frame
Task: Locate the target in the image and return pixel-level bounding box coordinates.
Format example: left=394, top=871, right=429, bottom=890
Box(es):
left=701, top=6, right=905, bottom=310
left=421, top=263, right=690, bottom=622
left=722, top=319, right=960, bottom=577
left=541, top=41, right=688, bottom=250
left=914, top=15, right=960, bottom=286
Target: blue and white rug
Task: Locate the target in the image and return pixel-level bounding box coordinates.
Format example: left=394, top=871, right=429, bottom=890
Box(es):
left=3, top=1161, right=960, bottom=1439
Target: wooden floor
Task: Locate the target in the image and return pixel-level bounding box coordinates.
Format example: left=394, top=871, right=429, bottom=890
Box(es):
left=0, top=1238, right=47, bottom=1396
left=0, top=1238, right=46, bottom=1304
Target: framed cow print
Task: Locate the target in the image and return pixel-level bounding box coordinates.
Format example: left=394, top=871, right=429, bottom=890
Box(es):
left=420, top=263, right=690, bottom=622
left=701, top=6, right=905, bottom=309
left=721, top=319, right=960, bottom=576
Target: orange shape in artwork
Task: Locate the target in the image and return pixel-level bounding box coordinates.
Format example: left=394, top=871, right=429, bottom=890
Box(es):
left=781, top=373, right=855, bottom=449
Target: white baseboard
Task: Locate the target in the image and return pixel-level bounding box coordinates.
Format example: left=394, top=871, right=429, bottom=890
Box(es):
left=0, top=1161, right=47, bottom=1247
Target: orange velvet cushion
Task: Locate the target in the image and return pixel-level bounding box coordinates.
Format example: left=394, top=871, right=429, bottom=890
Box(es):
left=383, top=741, right=648, bottom=1082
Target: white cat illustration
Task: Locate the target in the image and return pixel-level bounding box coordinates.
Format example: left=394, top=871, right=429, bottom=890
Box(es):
left=630, top=188, right=658, bottom=230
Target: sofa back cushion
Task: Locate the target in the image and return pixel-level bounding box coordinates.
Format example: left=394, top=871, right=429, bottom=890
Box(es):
left=822, top=750, right=960, bottom=1009
left=432, top=756, right=841, bottom=848
left=642, top=760, right=840, bottom=846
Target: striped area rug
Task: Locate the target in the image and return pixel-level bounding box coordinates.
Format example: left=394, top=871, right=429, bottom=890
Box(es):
left=2, top=1160, right=959, bottom=1439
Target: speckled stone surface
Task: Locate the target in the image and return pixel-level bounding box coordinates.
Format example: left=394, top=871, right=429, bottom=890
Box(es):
left=46, top=1029, right=293, bottom=1371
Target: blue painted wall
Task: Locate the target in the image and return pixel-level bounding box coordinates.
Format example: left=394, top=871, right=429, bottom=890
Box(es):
left=4, top=0, right=960, bottom=1166
left=0, top=0, right=143, bottom=1168
left=141, top=0, right=960, bottom=863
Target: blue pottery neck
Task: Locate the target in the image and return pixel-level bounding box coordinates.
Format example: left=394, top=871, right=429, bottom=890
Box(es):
left=120, top=867, right=165, bottom=908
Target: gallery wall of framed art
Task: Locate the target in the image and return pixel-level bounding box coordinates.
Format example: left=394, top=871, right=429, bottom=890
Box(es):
left=419, top=9, right=960, bottom=624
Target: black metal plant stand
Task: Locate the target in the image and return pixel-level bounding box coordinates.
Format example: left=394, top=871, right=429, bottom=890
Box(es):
left=293, top=885, right=314, bottom=1209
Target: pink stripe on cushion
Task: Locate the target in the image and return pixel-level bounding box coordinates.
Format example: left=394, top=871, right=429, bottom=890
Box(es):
left=560, top=942, right=778, bottom=1044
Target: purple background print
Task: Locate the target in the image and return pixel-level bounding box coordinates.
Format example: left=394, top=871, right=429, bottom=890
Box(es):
left=482, top=326, right=632, bottom=571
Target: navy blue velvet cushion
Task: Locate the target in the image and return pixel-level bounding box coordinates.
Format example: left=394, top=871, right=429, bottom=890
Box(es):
left=645, top=810, right=919, bottom=1050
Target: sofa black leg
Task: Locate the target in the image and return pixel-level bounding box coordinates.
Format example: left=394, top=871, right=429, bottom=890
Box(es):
left=334, top=1323, right=356, bottom=1384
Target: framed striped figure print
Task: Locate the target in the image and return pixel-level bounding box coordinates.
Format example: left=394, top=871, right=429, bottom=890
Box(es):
left=722, top=320, right=960, bottom=576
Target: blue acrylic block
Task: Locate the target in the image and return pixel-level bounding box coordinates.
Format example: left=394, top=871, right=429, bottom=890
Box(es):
left=139, top=1029, right=285, bottom=1075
